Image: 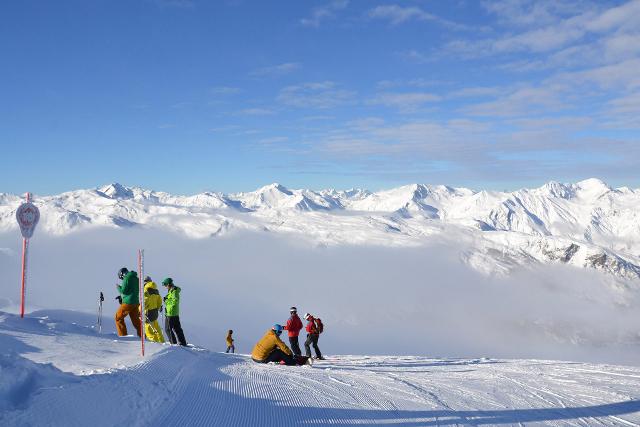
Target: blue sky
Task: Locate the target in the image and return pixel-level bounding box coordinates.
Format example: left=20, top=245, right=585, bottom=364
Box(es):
left=1, top=0, right=639, bottom=195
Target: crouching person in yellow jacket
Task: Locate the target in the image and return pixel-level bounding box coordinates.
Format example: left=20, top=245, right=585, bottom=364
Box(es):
left=142, top=276, right=165, bottom=343
left=251, top=324, right=296, bottom=365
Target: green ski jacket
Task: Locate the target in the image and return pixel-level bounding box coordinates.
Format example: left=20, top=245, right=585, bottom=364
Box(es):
left=165, top=286, right=181, bottom=316
left=118, top=271, right=140, bottom=305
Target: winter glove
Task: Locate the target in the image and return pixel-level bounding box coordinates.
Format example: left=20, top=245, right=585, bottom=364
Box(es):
left=115, top=296, right=122, bottom=304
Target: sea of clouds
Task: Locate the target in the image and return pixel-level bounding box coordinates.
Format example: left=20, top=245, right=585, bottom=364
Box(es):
left=0, top=228, right=639, bottom=365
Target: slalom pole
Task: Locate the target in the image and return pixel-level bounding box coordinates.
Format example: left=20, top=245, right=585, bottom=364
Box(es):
left=139, top=249, right=145, bottom=357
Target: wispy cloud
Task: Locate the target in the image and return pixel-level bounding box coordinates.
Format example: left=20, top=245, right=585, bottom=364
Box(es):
left=368, top=92, right=441, bottom=112
left=249, top=62, right=301, bottom=78
left=277, top=81, right=355, bottom=109
left=210, top=86, right=241, bottom=95
left=367, top=4, right=470, bottom=30
left=236, top=108, right=276, bottom=116
left=301, top=0, right=349, bottom=28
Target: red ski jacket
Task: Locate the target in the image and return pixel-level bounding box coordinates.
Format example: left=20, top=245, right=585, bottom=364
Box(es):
left=305, top=316, right=318, bottom=334
left=284, top=314, right=303, bottom=337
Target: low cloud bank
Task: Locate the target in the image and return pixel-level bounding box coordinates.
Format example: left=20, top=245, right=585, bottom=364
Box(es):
left=0, top=229, right=638, bottom=365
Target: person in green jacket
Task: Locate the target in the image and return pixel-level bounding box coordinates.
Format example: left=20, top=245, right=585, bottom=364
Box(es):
left=162, top=277, right=187, bottom=346
left=115, top=267, right=141, bottom=337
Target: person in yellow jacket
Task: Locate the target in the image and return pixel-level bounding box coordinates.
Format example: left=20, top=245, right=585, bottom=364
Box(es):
left=142, top=276, right=165, bottom=343
left=226, top=330, right=235, bottom=353
left=251, top=324, right=296, bottom=365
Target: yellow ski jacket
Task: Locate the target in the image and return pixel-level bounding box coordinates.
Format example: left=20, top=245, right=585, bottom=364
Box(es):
left=251, top=330, right=292, bottom=361
left=143, top=281, right=163, bottom=312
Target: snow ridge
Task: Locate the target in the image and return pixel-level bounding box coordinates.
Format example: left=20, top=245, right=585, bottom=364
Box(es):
left=0, top=179, right=639, bottom=279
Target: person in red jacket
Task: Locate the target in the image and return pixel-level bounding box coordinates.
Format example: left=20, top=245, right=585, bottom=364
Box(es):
left=283, top=306, right=303, bottom=356
left=304, top=312, right=324, bottom=360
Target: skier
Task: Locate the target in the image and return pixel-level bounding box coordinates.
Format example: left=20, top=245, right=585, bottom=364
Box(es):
left=142, top=276, right=165, bottom=343
left=251, top=324, right=296, bottom=365
left=115, top=267, right=142, bottom=337
left=162, top=277, right=187, bottom=346
left=283, top=306, right=303, bottom=356
left=304, top=313, right=324, bottom=360
left=226, top=329, right=235, bottom=353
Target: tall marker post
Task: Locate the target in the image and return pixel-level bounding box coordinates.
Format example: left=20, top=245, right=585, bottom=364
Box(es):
left=16, top=193, right=40, bottom=318
left=138, top=249, right=145, bottom=356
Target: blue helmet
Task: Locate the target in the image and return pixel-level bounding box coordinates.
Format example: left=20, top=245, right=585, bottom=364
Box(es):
left=272, top=324, right=283, bottom=335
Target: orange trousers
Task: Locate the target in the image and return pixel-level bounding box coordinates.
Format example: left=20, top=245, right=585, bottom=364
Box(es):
left=115, top=304, right=142, bottom=337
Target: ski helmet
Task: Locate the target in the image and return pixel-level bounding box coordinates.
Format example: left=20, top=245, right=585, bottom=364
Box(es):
left=162, top=277, right=174, bottom=286
left=272, top=324, right=283, bottom=335
left=118, top=267, right=128, bottom=280
left=290, top=306, right=297, bottom=313
left=144, top=276, right=152, bottom=283
left=304, top=313, right=311, bottom=320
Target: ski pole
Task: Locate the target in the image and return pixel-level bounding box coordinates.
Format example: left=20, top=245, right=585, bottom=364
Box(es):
left=98, top=292, right=104, bottom=333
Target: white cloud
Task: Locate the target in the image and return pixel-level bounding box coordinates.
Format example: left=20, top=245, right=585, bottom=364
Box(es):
left=210, top=86, right=241, bottom=95
left=249, top=62, right=301, bottom=78
left=367, top=4, right=469, bottom=30
left=237, top=108, right=276, bottom=116
left=277, top=81, right=355, bottom=109
left=300, top=0, right=349, bottom=28
left=368, top=92, right=441, bottom=112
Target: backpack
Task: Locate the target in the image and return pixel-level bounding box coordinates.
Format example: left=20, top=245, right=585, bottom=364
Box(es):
left=315, top=318, right=324, bottom=334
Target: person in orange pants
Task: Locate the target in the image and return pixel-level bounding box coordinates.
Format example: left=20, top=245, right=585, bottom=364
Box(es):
left=115, top=267, right=142, bottom=337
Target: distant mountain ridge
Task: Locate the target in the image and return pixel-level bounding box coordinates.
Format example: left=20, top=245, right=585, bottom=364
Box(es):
left=1, top=179, right=639, bottom=280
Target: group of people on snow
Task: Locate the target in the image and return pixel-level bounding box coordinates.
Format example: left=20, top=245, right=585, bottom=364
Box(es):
left=114, top=267, right=187, bottom=346
left=113, top=269, right=326, bottom=364
left=251, top=307, right=324, bottom=365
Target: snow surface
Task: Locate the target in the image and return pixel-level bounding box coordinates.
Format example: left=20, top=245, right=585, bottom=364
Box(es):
left=2, top=309, right=640, bottom=426
left=1, top=179, right=639, bottom=279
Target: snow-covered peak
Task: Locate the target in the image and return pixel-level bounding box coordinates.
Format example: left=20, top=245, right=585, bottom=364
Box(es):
left=98, top=183, right=135, bottom=199
left=535, top=181, right=576, bottom=199
left=574, top=178, right=612, bottom=200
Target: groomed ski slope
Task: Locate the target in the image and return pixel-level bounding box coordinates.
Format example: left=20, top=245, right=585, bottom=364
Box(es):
left=2, top=310, right=640, bottom=426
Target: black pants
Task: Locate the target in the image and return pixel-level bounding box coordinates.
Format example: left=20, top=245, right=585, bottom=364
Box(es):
left=304, top=333, right=321, bottom=358
left=289, top=336, right=301, bottom=356
left=165, top=315, right=187, bottom=346
left=226, top=345, right=235, bottom=353
left=253, top=349, right=296, bottom=366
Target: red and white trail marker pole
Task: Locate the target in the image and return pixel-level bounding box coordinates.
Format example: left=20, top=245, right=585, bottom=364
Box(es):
left=138, top=249, right=145, bottom=357
left=16, top=193, right=40, bottom=318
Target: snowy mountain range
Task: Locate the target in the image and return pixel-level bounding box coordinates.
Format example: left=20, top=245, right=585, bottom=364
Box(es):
left=1, top=179, right=639, bottom=280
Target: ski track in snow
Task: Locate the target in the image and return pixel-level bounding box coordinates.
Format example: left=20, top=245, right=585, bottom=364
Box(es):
left=2, top=312, right=640, bottom=426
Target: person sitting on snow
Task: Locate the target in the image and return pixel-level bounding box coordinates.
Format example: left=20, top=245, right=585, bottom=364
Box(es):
left=115, top=267, right=142, bottom=337
left=142, top=276, right=165, bottom=343
left=162, top=278, right=187, bottom=346
left=251, top=324, right=296, bottom=365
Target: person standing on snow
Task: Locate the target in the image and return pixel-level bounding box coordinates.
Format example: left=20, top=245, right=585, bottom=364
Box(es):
left=162, top=278, right=187, bottom=346
left=226, top=329, right=235, bottom=353
left=115, top=267, right=142, bottom=337
left=142, top=276, right=165, bottom=343
left=304, top=313, right=324, bottom=360
left=251, top=324, right=296, bottom=365
left=283, top=306, right=303, bottom=356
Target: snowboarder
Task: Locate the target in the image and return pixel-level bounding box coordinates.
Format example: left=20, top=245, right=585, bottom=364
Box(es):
left=304, top=313, right=324, bottom=360
left=251, top=324, right=297, bottom=365
left=226, top=329, right=235, bottom=353
left=142, top=276, right=165, bottom=343
left=115, top=267, right=142, bottom=337
left=283, top=306, right=303, bottom=356
left=162, top=277, right=187, bottom=346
